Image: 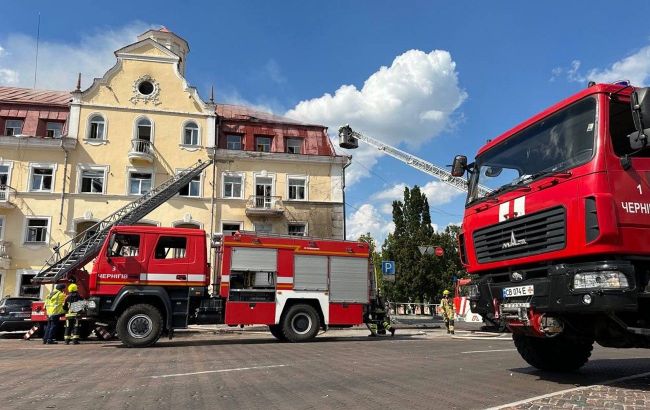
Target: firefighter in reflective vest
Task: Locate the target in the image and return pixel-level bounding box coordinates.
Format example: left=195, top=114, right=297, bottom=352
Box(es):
left=63, top=283, right=82, bottom=345
left=441, top=290, right=455, bottom=335
left=43, top=284, right=66, bottom=344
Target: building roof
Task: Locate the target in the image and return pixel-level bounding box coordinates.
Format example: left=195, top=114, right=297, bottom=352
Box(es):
left=216, top=103, right=323, bottom=128
left=0, top=86, right=71, bottom=106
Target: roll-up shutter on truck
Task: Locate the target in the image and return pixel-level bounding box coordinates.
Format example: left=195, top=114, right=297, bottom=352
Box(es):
left=329, top=257, right=369, bottom=303
left=231, top=247, right=277, bottom=271
left=294, top=255, right=328, bottom=290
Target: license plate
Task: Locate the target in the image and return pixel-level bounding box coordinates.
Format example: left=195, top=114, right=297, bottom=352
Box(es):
left=502, top=285, right=534, bottom=298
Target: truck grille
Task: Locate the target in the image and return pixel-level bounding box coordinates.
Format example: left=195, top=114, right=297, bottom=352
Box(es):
left=473, top=206, right=565, bottom=263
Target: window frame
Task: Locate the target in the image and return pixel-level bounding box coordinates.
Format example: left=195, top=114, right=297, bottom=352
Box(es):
left=15, top=270, right=41, bottom=298
left=222, top=172, right=245, bottom=199
left=153, top=236, right=188, bottom=260
left=226, top=134, right=243, bottom=150
left=0, top=215, right=5, bottom=241
left=286, top=137, right=303, bottom=154
left=254, top=223, right=273, bottom=234
left=221, top=221, right=243, bottom=236
left=86, top=113, right=107, bottom=141
left=77, top=165, right=108, bottom=195
left=288, top=222, right=308, bottom=237
left=181, top=120, right=201, bottom=147
left=4, top=119, right=23, bottom=136
left=24, top=216, right=51, bottom=245
left=176, top=168, right=203, bottom=198
left=0, top=161, right=13, bottom=188
left=133, top=116, right=154, bottom=143
left=45, top=121, right=64, bottom=139
left=28, top=163, right=57, bottom=193
left=255, top=135, right=272, bottom=152
left=127, top=169, right=154, bottom=196
left=286, top=175, right=308, bottom=201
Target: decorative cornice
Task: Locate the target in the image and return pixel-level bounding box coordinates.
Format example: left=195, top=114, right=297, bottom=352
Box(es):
left=212, top=149, right=348, bottom=164
left=0, top=136, right=76, bottom=150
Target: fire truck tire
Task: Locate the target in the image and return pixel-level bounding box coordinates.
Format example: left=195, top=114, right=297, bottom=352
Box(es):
left=281, top=304, right=320, bottom=343
left=513, top=333, right=593, bottom=371
left=268, top=325, right=287, bottom=342
left=116, top=304, right=163, bottom=348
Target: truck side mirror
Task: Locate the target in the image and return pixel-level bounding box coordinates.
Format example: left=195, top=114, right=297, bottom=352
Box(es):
left=451, top=155, right=468, bottom=177
left=630, top=87, right=650, bottom=148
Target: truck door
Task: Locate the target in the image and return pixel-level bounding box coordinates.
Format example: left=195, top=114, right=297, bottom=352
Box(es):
left=102, top=232, right=144, bottom=284
left=144, top=235, right=190, bottom=285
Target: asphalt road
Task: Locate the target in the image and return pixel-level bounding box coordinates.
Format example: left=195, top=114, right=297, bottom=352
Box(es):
left=1, top=327, right=649, bottom=410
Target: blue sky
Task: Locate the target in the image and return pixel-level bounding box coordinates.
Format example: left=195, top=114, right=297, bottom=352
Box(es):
left=2, top=1, right=650, bottom=242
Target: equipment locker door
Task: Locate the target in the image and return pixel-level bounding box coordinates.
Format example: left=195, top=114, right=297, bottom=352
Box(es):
left=329, top=257, right=369, bottom=303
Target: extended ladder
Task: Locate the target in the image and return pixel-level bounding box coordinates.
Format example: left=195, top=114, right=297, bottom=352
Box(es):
left=32, top=159, right=212, bottom=284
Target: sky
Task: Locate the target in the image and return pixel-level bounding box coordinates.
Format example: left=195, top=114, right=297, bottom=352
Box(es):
left=2, top=1, right=650, bottom=243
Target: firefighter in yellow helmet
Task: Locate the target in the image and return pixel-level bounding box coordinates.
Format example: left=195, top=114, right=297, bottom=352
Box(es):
left=440, top=289, right=455, bottom=335
left=63, top=283, right=83, bottom=345
left=43, top=283, right=66, bottom=344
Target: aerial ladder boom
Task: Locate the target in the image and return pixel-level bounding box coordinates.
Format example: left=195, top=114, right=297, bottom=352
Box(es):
left=32, top=159, right=212, bottom=284
left=338, top=125, right=491, bottom=197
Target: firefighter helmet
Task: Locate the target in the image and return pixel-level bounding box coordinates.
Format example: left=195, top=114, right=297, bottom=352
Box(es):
left=55, top=283, right=66, bottom=291
left=443, top=289, right=450, bottom=296
left=68, top=283, right=78, bottom=292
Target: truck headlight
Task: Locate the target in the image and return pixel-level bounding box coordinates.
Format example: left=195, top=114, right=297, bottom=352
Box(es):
left=573, top=271, right=629, bottom=290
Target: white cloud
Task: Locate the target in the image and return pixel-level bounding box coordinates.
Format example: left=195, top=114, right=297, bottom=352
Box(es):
left=0, top=21, right=154, bottom=90
left=286, top=49, right=467, bottom=185
left=346, top=203, right=395, bottom=242
left=264, top=59, right=286, bottom=84
left=554, top=46, right=650, bottom=86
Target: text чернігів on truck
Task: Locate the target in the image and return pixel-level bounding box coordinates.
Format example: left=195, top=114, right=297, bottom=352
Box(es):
left=451, top=82, right=650, bottom=371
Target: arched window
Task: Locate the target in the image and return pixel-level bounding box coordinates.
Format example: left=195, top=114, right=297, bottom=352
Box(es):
left=88, top=115, right=105, bottom=140
left=136, top=118, right=152, bottom=141
left=183, top=121, right=199, bottom=146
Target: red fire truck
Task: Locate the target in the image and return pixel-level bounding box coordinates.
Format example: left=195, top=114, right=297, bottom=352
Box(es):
left=451, top=82, right=650, bottom=371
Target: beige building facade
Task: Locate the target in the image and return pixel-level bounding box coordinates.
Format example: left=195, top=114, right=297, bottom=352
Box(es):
left=0, top=28, right=346, bottom=299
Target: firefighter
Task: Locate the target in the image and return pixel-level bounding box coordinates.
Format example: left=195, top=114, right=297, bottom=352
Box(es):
left=440, top=289, right=455, bottom=335
left=43, top=283, right=66, bottom=344
left=63, top=283, right=83, bottom=345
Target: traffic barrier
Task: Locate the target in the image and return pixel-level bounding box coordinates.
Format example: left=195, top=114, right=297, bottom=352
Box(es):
left=23, top=324, right=40, bottom=340
left=95, top=326, right=112, bottom=340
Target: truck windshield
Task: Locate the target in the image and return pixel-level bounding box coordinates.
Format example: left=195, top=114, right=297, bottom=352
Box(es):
left=467, top=97, right=597, bottom=203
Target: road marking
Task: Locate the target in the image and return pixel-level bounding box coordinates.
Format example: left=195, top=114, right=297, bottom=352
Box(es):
left=487, top=370, right=650, bottom=410
left=150, top=364, right=287, bottom=379
left=18, top=348, right=59, bottom=350
left=460, top=349, right=517, bottom=354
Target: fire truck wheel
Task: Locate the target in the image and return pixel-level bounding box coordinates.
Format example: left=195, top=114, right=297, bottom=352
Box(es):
left=281, top=304, right=320, bottom=343
left=268, top=325, right=287, bottom=342
left=116, top=304, right=163, bottom=348
left=513, top=333, right=593, bottom=371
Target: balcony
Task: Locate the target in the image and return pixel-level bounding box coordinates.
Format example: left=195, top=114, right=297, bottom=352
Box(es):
left=0, top=186, right=16, bottom=208
left=245, top=196, right=285, bottom=217
left=128, top=139, right=154, bottom=163
left=0, top=241, right=11, bottom=270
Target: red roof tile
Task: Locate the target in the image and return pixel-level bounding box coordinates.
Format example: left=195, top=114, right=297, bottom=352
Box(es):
left=216, top=103, right=323, bottom=128
left=0, top=86, right=71, bottom=106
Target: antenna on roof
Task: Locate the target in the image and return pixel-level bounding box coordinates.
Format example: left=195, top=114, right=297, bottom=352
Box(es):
left=76, top=73, right=81, bottom=91
left=210, top=85, right=215, bottom=103
left=33, top=12, right=41, bottom=89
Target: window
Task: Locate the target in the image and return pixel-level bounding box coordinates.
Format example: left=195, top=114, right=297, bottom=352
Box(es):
left=222, top=222, right=242, bottom=236
left=46, top=122, right=63, bottom=139
left=223, top=174, right=243, bottom=198
left=18, top=274, right=39, bottom=297
left=138, top=81, right=154, bottom=95
left=288, top=177, right=307, bottom=200
left=226, top=134, right=243, bottom=150
left=288, top=223, right=306, bottom=237
left=154, top=236, right=187, bottom=259
left=87, top=115, right=105, bottom=140
left=254, top=223, right=272, bottom=234
left=4, top=119, right=23, bottom=136
left=255, top=136, right=272, bottom=152
left=179, top=174, right=201, bottom=197
left=30, top=166, right=54, bottom=192
left=25, top=218, right=49, bottom=243
left=136, top=118, right=152, bottom=141
left=79, top=168, right=105, bottom=194
left=0, top=163, right=9, bottom=187
left=0, top=216, right=4, bottom=240
left=129, top=172, right=152, bottom=195
left=286, top=138, right=302, bottom=154
left=108, top=233, right=140, bottom=257
left=183, top=122, right=199, bottom=146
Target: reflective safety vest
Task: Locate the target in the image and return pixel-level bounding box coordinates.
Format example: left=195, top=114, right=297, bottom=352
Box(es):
left=45, top=289, right=65, bottom=316
left=440, top=297, right=455, bottom=320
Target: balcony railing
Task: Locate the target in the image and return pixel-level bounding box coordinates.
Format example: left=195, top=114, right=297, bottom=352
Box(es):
left=0, top=241, right=11, bottom=269
left=128, top=139, right=154, bottom=162
left=245, top=195, right=284, bottom=217
left=0, top=185, right=16, bottom=208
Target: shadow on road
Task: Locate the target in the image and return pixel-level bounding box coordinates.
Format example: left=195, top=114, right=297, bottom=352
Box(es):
left=510, top=357, right=650, bottom=389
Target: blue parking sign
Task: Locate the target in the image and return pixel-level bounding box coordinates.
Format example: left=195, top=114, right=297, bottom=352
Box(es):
left=382, top=261, right=395, bottom=274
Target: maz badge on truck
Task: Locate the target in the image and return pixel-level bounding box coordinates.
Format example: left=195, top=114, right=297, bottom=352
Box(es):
left=502, top=285, right=534, bottom=298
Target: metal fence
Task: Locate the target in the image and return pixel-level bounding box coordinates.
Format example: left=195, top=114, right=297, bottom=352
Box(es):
left=388, top=302, right=442, bottom=317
